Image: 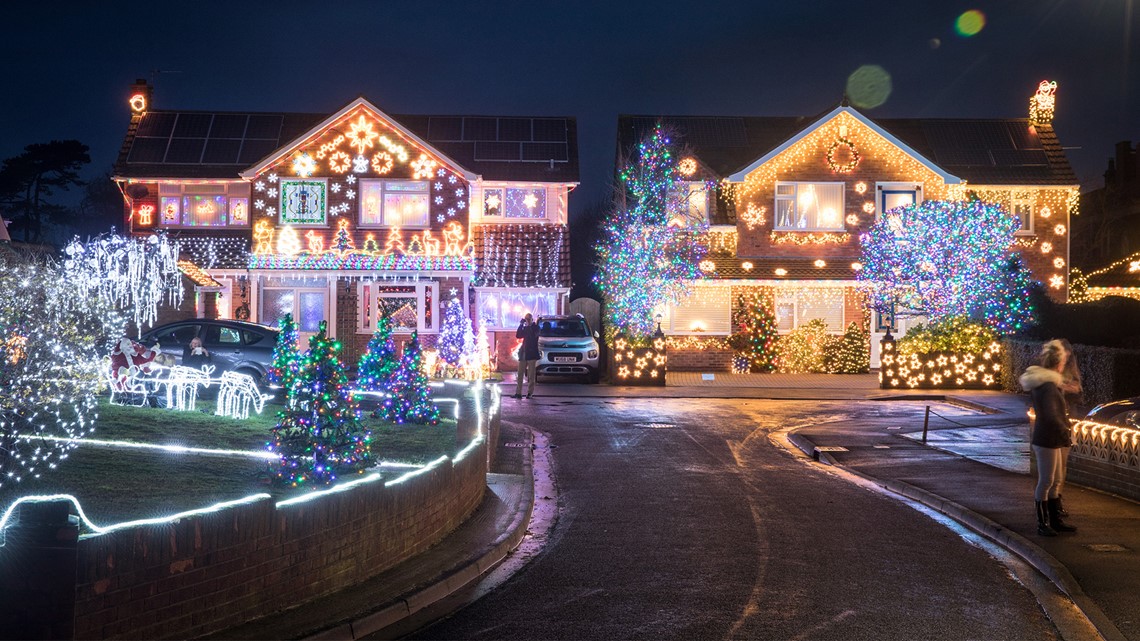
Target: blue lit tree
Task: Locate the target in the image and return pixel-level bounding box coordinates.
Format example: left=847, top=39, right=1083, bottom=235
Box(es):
left=858, top=200, right=1035, bottom=334
left=381, top=331, right=440, bottom=425
left=595, top=124, right=707, bottom=337
left=437, top=297, right=475, bottom=373
left=269, top=321, right=372, bottom=487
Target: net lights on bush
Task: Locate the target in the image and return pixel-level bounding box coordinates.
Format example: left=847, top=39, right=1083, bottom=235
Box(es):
left=612, top=336, right=667, bottom=385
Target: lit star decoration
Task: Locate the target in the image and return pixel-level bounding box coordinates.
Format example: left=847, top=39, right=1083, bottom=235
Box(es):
left=346, top=115, right=380, bottom=154
left=523, top=193, right=539, bottom=209
left=595, top=124, right=708, bottom=336
left=858, top=200, right=1035, bottom=334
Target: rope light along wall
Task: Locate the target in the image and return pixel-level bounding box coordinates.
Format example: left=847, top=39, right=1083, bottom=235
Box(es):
left=1069, top=419, right=1140, bottom=474
left=878, top=338, right=1002, bottom=390
left=612, top=336, right=667, bottom=386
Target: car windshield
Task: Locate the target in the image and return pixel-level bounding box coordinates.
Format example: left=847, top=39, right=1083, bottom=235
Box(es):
left=538, top=319, right=589, bottom=338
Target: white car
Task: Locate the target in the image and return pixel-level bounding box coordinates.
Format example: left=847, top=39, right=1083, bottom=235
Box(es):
left=535, top=315, right=601, bottom=383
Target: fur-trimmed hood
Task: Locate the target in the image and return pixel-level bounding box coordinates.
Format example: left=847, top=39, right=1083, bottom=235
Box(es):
left=1020, top=365, right=1063, bottom=392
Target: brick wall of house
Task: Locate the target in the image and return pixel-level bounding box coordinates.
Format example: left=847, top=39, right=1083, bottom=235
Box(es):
left=68, top=388, right=496, bottom=640
left=668, top=346, right=733, bottom=372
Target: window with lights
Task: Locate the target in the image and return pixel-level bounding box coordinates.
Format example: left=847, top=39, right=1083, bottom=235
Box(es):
left=156, top=184, right=250, bottom=227
left=358, top=282, right=438, bottom=333
left=774, top=289, right=845, bottom=333
left=1011, top=195, right=1034, bottom=235
left=359, top=179, right=430, bottom=228
left=774, top=182, right=845, bottom=231
left=658, top=285, right=732, bottom=335
left=476, top=289, right=560, bottom=329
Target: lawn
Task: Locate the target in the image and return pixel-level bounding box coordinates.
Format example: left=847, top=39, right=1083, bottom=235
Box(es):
left=0, top=396, right=461, bottom=527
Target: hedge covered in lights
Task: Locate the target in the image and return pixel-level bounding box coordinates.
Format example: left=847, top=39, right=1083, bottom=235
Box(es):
left=879, top=319, right=1003, bottom=390
left=612, top=336, right=667, bottom=386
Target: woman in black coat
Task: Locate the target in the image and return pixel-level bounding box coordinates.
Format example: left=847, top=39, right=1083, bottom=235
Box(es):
left=1019, top=341, right=1077, bottom=536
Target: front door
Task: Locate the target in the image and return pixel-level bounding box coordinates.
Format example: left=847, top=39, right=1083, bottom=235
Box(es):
left=261, top=285, right=330, bottom=348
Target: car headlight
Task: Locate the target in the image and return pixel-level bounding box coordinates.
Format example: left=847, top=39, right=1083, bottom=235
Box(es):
left=587, top=349, right=598, bottom=359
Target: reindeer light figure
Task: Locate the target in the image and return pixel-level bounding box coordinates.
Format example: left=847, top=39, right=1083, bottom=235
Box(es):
left=162, top=365, right=214, bottom=411
left=215, top=371, right=273, bottom=420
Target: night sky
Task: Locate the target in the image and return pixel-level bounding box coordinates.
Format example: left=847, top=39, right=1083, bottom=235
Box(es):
left=3, top=0, right=1138, bottom=214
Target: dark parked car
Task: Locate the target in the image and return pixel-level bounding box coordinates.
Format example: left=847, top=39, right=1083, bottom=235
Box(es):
left=140, top=319, right=280, bottom=385
left=1085, top=397, right=1140, bottom=429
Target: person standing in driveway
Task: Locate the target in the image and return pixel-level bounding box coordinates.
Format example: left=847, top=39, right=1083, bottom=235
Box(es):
left=1020, top=341, right=1078, bottom=537
left=513, top=313, right=540, bottom=399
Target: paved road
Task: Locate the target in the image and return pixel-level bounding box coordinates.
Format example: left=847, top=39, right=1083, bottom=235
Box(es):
left=407, top=397, right=1060, bottom=641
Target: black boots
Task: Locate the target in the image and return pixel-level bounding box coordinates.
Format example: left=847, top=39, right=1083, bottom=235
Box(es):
left=1036, top=501, right=1057, bottom=537
left=1048, top=498, right=1077, bottom=533
left=1056, top=494, right=1069, bottom=517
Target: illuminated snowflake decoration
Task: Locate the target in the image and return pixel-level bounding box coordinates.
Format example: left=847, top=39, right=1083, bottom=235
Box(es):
left=454, top=188, right=465, bottom=198
left=412, top=155, right=438, bottom=179
left=346, top=190, right=356, bottom=200
left=447, top=207, right=456, bottom=216
left=447, top=174, right=456, bottom=184
left=267, top=172, right=278, bottom=183
left=331, top=183, right=342, bottom=194
left=434, top=182, right=443, bottom=191
left=255, top=199, right=265, bottom=210
left=292, top=153, right=316, bottom=177
left=346, top=175, right=357, bottom=184
left=437, top=214, right=446, bottom=223
left=346, top=115, right=380, bottom=154
left=438, top=168, right=447, bottom=178
left=457, top=200, right=466, bottom=210
left=740, top=203, right=766, bottom=230
left=434, top=196, right=444, bottom=205
left=254, top=181, right=265, bottom=192
left=523, top=193, right=539, bottom=209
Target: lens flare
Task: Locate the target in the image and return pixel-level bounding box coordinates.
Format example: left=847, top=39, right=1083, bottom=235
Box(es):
left=955, top=10, right=986, bottom=37
left=846, top=65, right=892, bottom=109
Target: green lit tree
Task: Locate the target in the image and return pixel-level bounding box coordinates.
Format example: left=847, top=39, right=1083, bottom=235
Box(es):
left=776, top=319, right=831, bottom=373
left=267, top=313, right=300, bottom=391
left=381, top=331, right=440, bottom=425
left=269, top=321, right=372, bottom=487
left=357, top=315, right=398, bottom=393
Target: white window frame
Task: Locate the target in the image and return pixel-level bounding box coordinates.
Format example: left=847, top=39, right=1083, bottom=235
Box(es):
left=475, top=288, right=563, bottom=330
left=875, top=182, right=923, bottom=221
left=1011, top=195, right=1034, bottom=235
left=156, top=183, right=251, bottom=228
left=774, top=181, right=846, bottom=231
left=358, top=179, right=431, bottom=229
left=662, top=285, right=732, bottom=335
left=773, top=289, right=845, bottom=334
left=259, top=282, right=330, bottom=334
left=358, top=281, right=439, bottom=334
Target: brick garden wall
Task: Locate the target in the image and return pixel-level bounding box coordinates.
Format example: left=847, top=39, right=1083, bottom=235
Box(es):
left=55, top=385, right=499, bottom=640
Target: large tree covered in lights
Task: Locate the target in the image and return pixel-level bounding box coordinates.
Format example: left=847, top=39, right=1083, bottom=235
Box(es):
left=858, top=200, right=1035, bottom=334
left=595, top=125, right=707, bottom=337
left=269, top=321, right=372, bottom=487
left=437, top=297, right=476, bottom=375
left=356, top=315, right=399, bottom=394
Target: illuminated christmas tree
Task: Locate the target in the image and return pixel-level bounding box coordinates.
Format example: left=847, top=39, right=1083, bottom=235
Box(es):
left=269, top=321, right=371, bottom=487
left=333, top=220, right=355, bottom=254
left=859, top=200, right=1034, bottom=334
left=727, top=290, right=778, bottom=372
left=267, top=313, right=300, bottom=391
left=381, top=331, right=440, bottom=425
left=438, top=297, right=475, bottom=374
left=356, top=315, right=398, bottom=393
left=595, top=124, right=707, bottom=337
left=827, top=322, right=870, bottom=374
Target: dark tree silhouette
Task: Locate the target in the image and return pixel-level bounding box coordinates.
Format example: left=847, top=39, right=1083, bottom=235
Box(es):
left=0, top=140, right=91, bottom=243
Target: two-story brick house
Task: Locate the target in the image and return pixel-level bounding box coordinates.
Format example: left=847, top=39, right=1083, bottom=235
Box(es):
left=113, top=81, right=577, bottom=368
left=618, top=82, right=1077, bottom=369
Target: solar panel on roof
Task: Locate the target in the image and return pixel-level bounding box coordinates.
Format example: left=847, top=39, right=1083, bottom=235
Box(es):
left=676, top=117, right=748, bottom=148
left=202, top=139, right=242, bottom=164
left=532, top=119, right=567, bottom=142
left=464, top=118, right=498, bottom=141
left=474, top=141, right=520, bottom=161
left=238, top=139, right=279, bottom=165
left=498, top=118, right=532, bottom=142
left=990, top=149, right=1049, bottom=166
left=935, top=148, right=993, bottom=166
left=521, top=142, right=568, bottom=162
left=164, top=138, right=205, bottom=163
left=209, top=114, right=249, bottom=139
left=245, top=115, right=283, bottom=139
left=136, top=113, right=176, bottom=137
left=427, top=117, right=463, bottom=141
left=173, top=114, right=213, bottom=138
left=126, top=137, right=169, bottom=163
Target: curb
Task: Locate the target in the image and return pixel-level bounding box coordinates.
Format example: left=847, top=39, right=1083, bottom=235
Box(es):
left=788, top=432, right=1126, bottom=641
left=302, top=431, right=537, bottom=641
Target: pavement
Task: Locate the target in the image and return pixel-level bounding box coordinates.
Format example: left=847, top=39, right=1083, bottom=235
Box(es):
left=218, top=373, right=1140, bottom=641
